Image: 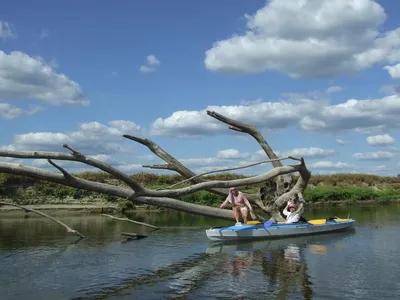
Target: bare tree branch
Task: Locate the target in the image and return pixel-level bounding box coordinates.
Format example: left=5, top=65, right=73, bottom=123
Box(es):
left=123, top=134, right=229, bottom=196
left=0, top=202, right=85, bottom=238
left=142, top=164, right=175, bottom=170
left=0, top=162, right=265, bottom=219
left=47, top=159, right=72, bottom=178
left=0, top=148, right=144, bottom=192
left=132, top=163, right=303, bottom=199
left=0, top=111, right=312, bottom=225
left=207, top=110, right=282, bottom=167
left=123, top=135, right=197, bottom=178
left=101, top=214, right=159, bottom=230
left=166, top=156, right=293, bottom=189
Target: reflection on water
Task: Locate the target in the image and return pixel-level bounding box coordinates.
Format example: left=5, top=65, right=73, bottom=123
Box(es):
left=1, top=205, right=400, bottom=299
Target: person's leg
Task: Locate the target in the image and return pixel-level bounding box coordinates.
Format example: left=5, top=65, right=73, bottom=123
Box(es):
left=232, top=207, right=240, bottom=223
left=241, top=207, right=248, bottom=223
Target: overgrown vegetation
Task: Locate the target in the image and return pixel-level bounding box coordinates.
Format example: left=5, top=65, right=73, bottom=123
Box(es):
left=1, top=172, right=400, bottom=207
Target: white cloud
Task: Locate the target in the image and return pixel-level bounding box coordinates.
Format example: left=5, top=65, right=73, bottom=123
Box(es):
left=216, top=149, right=250, bottom=159
left=140, top=66, right=155, bottom=73
left=277, top=147, right=335, bottom=158
left=8, top=120, right=144, bottom=154
left=336, top=139, right=349, bottom=145
left=0, top=103, right=45, bottom=120
left=0, top=21, right=15, bottom=39
left=353, top=151, right=396, bottom=160
left=204, top=0, right=400, bottom=79
left=111, top=71, right=119, bottom=77
left=151, top=94, right=400, bottom=137
left=384, top=63, right=400, bottom=79
left=326, top=86, right=344, bottom=93
left=310, top=161, right=356, bottom=169
left=140, top=54, right=160, bottom=73
left=146, top=55, right=160, bottom=66
left=0, top=50, right=88, bottom=105
left=367, top=134, right=396, bottom=146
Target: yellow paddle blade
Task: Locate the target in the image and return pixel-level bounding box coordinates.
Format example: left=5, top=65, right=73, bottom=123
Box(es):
left=246, top=220, right=261, bottom=225
left=334, top=218, right=350, bottom=222
left=308, top=219, right=327, bottom=225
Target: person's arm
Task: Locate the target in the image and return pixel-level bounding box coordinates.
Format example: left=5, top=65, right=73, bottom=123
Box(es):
left=282, top=201, right=290, bottom=216
left=220, top=195, right=231, bottom=209
left=242, top=194, right=253, bottom=211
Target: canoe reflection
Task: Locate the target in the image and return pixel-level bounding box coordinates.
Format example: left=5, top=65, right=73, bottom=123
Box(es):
left=206, top=231, right=354, bottom=299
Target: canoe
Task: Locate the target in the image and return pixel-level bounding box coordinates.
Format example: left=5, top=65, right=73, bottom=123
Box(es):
left=205, top=230, right=356, bottom=254
left=205, top=217, right=355, bottom=242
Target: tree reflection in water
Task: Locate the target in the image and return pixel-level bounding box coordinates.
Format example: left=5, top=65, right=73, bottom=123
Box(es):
left=262, top=244, right=313, bottom=299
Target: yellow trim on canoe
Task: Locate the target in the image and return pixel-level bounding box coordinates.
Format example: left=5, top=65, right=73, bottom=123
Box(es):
left=308, top=219, right=327, bottom=225
left=308, top=218, right=351, bottom=225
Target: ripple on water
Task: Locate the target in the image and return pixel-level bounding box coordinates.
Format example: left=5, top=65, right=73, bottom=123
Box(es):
left=2, top=211, right=400, bottom=299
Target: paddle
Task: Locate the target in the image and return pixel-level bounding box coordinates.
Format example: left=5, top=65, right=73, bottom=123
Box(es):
left=263, top=219, right=274, bottom=229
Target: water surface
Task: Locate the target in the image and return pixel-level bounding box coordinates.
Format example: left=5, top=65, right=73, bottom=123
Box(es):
left=1, top=205, right=400, bottom=299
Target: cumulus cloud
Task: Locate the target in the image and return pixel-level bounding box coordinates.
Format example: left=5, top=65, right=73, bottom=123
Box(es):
left=146, top=55, right=160, bottom=66
left=276, top=147, right=335, bottom=158
left=353, top=151, right=396, bottom=160
left=367, top=134, right=396, bottom=146
left=384, top=63, right=400, bottom=79
left=216, top=149, right=250, bottom=159
left=30, top=153, right=147, bottom=174
left=336, top=139, right=349, bottom=145
left=6, top=120, right=144, bottom=154
left=310, top=161, right=357, bottom=169
left=0, top=50, right=88, bottom=105
left=151, top=94, right=400, bottom=137
left=326, top=86, right=344, bottom=93
left=0, top=21, right=15, bottom=39
left=0, top=103, right=45, bottom=120
left=204, top=0, right=400, bottom=79
left=140, top=54, right=160, bottom=73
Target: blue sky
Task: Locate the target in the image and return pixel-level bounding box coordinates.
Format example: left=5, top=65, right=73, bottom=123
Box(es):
left=0, top=0, right=399, bottom=177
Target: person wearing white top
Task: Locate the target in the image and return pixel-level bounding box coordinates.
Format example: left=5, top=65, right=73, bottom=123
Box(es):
left=282, top=192, right=306, bottom=224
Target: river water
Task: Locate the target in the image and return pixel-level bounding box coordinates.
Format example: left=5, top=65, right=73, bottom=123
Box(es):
left=1, top=204, right=400, bottom=299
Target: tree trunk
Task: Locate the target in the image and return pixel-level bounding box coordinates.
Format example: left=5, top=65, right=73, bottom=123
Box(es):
left=0, top=111, right=311, bottom=223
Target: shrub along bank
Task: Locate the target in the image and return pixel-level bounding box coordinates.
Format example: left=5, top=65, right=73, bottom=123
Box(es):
left=1, top=172, right=400, bottom=209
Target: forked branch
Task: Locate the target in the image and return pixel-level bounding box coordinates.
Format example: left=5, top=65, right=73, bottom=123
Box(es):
left=207, top=110, right=282, bottom=168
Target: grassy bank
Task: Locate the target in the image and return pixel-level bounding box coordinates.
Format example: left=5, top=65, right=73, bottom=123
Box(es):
left=1, top=172, right=400, bottom=210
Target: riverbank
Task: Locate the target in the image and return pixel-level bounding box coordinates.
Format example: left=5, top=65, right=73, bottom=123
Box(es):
left=1, top=172, right=400, bottom=211
left=1, top=199, right=399, bottom=215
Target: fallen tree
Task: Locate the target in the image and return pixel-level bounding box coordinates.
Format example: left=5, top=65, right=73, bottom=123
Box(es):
left=0, top=110, right=310, bottom=222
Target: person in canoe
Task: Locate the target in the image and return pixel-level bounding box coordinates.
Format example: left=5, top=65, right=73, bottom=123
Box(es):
left=281, top=191, right=306, bottom=224
left=220, top=187, right=253, bottom=225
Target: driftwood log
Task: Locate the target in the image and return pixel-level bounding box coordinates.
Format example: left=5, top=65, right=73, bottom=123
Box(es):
left=0, top=110, right=310, bottom=223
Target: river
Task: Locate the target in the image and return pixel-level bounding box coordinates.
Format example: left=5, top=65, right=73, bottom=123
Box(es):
left=1, top=204, right=400, bottom=299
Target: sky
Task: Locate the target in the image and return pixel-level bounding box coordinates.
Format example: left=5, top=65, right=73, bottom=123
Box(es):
left=0, top=0, right=400, bottom=177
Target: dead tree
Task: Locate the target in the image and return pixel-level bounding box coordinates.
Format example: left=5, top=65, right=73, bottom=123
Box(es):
left=0, top=111, right=310, bottom=222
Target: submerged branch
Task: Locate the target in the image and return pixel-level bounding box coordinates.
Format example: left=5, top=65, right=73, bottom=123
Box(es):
left=0, top=202, right=85, bottom=238
left=101, top=214, right=159, bottom=230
